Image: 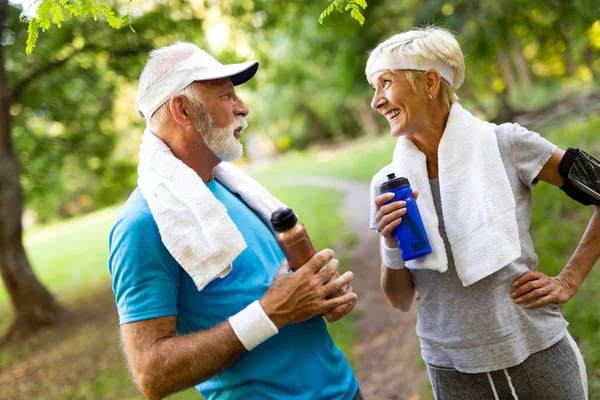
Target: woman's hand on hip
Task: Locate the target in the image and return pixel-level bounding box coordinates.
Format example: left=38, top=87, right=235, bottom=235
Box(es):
left=374, top=191, right=419, bottom=248
left=510, top=271, right=577, bottom=308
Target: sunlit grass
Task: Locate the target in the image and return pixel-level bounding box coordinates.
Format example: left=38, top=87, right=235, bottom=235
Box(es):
left=250, top=134, right=396, bottom=185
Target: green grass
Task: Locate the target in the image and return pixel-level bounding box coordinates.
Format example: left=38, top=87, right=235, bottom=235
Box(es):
left=250, top=134, right=396, bottom=185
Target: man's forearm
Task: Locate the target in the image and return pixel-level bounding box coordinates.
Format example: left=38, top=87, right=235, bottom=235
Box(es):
left=560, top=206, right=600, bottom=289
left=124, top=320, right=245, bottom=400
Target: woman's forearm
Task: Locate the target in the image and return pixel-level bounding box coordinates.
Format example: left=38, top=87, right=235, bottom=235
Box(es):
left=560, top=205, right=600, bottom=290
left=380, top=264, right=415, bottom=312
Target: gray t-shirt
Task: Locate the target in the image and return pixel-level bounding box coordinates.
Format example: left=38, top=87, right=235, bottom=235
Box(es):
left=369, top=122, right=567, bottom=373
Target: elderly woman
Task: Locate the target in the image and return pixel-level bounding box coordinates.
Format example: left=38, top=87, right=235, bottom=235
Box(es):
left=367, top=27, right=600, bottom=400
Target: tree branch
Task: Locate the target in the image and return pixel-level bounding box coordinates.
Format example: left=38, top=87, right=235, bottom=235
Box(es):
left=10, top=42, right=153, bottom=102
left=9, top=44, right=99, bottom=102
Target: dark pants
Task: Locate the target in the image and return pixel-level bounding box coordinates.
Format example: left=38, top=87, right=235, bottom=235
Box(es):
left=426, top=334, right=587, bottom=400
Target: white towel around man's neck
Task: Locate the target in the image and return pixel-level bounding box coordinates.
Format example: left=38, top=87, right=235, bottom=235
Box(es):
left=390, top=103, right=521, bottom=286
left=137, top=129, right=285, bottom=291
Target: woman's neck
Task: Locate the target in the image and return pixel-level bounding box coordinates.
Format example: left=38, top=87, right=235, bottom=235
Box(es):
left=407, top=107, right=450, bottom=179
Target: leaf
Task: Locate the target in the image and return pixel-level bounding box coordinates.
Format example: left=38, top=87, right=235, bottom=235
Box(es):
left=354, top=0, right=368, bottom=9
left=101, top=5, right=121, bottom=29
left=318, top=1, right=336, bottom=25
left=37, top=0, right=53, bottom=31
left=80, top=0, right=101, bottom=20
left=121, top=13, right=135, bottom=32
left=319, top=0, right=367, bottom=25
left=350, top=8, right=365, bottom=25
left=59, top=0, right=78, bottom=17
left=50, top=3, right=65, bottom=26
left=26, top=18, right=40, bottom=55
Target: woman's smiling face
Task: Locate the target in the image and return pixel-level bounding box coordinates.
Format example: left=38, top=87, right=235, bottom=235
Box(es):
left=370, top=70, right=428, bottom=137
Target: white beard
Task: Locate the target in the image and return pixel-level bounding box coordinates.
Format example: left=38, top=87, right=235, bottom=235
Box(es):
left=201, top=116, right=247, bottom=162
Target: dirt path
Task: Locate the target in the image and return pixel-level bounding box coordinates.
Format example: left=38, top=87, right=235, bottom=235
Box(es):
left=290, top=176, right=428, bottom=400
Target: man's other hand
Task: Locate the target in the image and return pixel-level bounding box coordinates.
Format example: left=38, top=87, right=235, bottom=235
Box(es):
left=260, top=249, right=356, bottom=329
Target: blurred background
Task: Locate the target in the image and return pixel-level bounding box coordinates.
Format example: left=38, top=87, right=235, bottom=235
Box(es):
left=0, top=0, right=599, bottom=399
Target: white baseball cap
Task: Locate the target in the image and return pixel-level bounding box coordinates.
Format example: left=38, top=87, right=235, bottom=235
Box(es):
left=138, top=49, right=259, bottom=118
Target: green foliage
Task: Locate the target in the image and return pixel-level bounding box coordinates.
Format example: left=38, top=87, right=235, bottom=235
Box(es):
left=319, top=0, right=367, bottom=26
left=24, top=0, right=125, bottom=54
left=25, top=16, right=39, bottom=54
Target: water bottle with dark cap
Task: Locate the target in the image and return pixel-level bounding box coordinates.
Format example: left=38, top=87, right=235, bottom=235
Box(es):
left=379, top=173, right=432, bottom=261
left=270, top=207, right=317, bottom=271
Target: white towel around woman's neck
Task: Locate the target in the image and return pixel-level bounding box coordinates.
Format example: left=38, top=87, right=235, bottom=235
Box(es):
left=390, top=103, right=521, bottom=286
left=137, top=129, right=285, bottom=291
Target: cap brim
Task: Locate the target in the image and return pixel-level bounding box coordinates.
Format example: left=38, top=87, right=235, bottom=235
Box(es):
left=196, top=61, right=259, bottom=86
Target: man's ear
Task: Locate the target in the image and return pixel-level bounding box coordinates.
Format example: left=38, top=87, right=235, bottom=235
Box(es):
left=169, top=95, right=194, bottom=127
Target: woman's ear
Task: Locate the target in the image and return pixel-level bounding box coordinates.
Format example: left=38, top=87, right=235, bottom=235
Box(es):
left=424, top=69, right=442, bottom=99
left=169, top=95, right=194, bottom=127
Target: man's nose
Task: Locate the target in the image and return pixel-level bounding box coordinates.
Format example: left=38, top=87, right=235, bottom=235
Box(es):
left=236, top=96, right=249, bottom=117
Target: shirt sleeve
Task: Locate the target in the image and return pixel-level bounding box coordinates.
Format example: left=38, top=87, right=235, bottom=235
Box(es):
left=497, top=122, right=558, bottom=189
left=108, top=210, right=180, bottom=325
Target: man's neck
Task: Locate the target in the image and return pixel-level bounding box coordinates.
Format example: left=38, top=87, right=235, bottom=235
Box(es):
left=155, top=126, right=220, bottom=183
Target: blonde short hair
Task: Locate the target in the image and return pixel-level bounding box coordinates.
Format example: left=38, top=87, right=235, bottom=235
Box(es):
left=137, top=42, right=202, bottom=130
left=366, top=27, right=465, bottom=111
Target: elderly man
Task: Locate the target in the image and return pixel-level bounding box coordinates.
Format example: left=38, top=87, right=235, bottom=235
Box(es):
left=108, top=42, right=361, bottom=400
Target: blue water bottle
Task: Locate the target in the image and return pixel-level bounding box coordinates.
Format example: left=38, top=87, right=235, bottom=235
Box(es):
left=379, top=173, right=432, bottom=261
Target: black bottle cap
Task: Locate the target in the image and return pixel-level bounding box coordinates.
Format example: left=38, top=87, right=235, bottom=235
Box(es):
left=270, top=207, right=298, bottom=231
left=379, top=173, right=410, bottom=194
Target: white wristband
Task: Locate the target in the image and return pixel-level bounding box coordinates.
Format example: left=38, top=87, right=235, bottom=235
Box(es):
left=381, top=238, right=405, bottom=270
left=229, top=300, right=278, bottom=351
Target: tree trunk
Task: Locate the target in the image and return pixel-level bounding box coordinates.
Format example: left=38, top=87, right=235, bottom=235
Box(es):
left=559, top=26, right=576, bottom=77
left=496, top=53, right=517, bottom=93
left=512, top=47, right=533, bottom=91
left=0, top=0, right=62, bottom=342
left=583, top=43, right=598, bottom=80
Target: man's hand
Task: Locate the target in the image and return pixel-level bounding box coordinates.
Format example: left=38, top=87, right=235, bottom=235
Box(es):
left=510, top=271, right=578, bottom=309
left=260, top=249, right=356, bottom=329
left=324, top=280, right=356, bottom=323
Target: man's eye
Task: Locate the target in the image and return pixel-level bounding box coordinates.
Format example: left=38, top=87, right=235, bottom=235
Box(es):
left=383, top=79, right=391, bottom=86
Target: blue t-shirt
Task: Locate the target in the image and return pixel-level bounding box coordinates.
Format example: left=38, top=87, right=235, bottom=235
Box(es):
left=108, top=181, right=358, bottom=400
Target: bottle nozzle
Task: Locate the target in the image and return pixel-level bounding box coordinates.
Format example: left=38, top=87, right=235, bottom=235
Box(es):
left=386, top=173, right=396, bottom=180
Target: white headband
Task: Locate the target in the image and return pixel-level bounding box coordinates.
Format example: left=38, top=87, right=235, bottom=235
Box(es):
left=138, top=50, right=258, bottom=118
left=368, top=54, right=454, bottom=86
